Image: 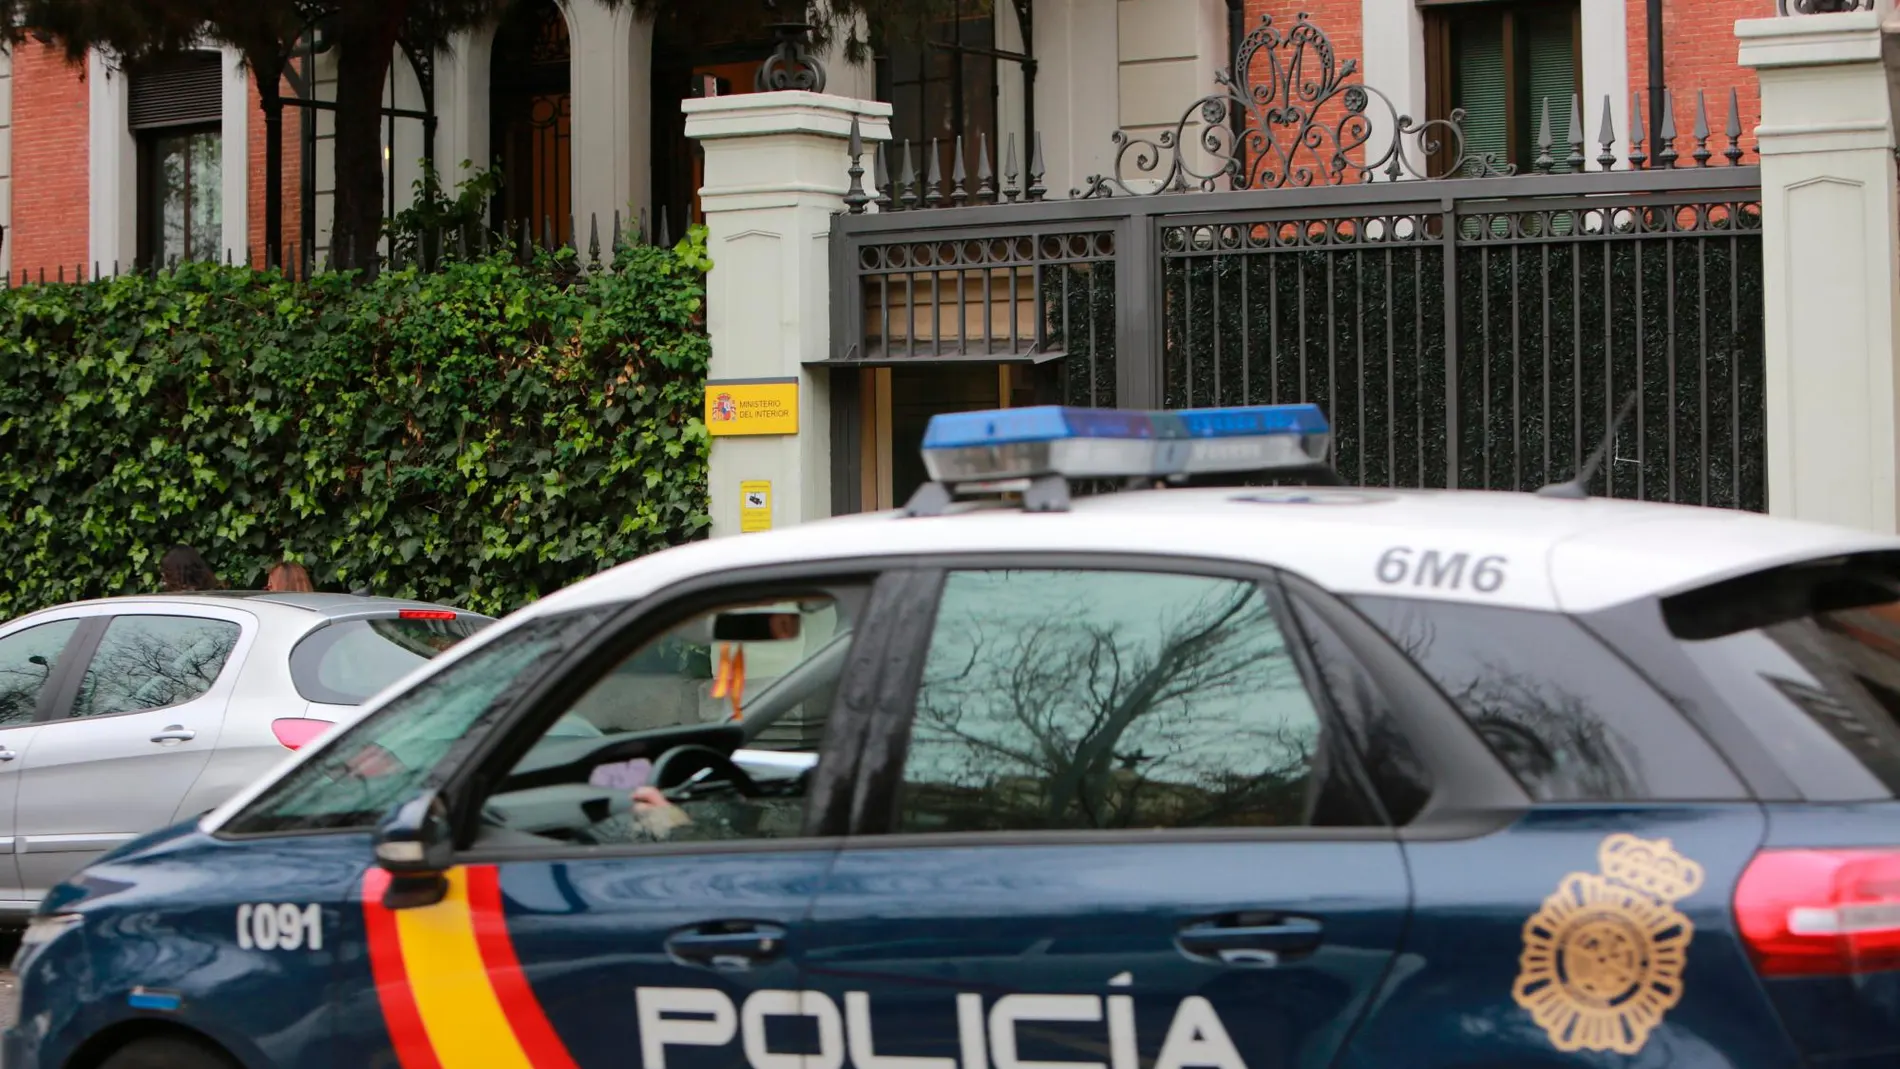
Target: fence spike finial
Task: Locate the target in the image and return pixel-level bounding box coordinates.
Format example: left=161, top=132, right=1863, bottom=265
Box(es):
left=873, top=141, right=892, bottom=212
left=460, top=223, right=473, bottom=262
left=613, top=209, right=623, bottom=254
left=1566, top=93, right=1585, bottom=172
left=844, top=115, right=870, bottom=214
left=589, top=214, right=602, bottom=267
left=1658, top=91, right=1679, bottom=168
left=1629, top=92, right=1649, bottom=170
left=925, top=139, right=944, bottom=208
left=1535, top=97, right=1555, bottom=174
left=56, top=264, right=63, bottom=284
left=899, top=140, right=918, bottom=211
left=976, top=132, right=995, bottom=203
left=1003, top=134, right=1021, bottom=203
left=112, top=260, right=120, bottom=278
left=1027, top=133, right=1048, bottom=202
left=1597, top=95, right=1617, bottom=171
left=638, top=208, right=649, bottom=245
left=950, top=135, right=969, bottom=207
left=1725, top=87, right=1744, bottom=166
left=1692, top=90, right=1712, bottom=167
left=543, top=215, right=555, bottom=254
left=93, top=261, right=100, bottom=282
left=658, top=206, right=671, bottom=248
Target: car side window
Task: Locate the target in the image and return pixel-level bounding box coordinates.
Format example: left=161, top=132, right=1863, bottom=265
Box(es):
left=69, top=615, right=241, bottom=718
left=1349, top=596, right=1739, bottom=802
left=472, top=592, right=860, bottom=850
left=0, top=620, right=82, bottom=726
left=222, top=609, right=609, bottom=836
left=896, top=569, right=1377, bottom=834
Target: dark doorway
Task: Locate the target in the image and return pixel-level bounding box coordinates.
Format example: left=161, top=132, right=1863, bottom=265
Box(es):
left=649, top=0, right=775, bottom=234
left=490, top=0, right=573, bottom=245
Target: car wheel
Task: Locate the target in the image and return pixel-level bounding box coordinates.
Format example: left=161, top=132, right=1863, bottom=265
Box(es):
left=98, top=1036, right=240, bottom=1069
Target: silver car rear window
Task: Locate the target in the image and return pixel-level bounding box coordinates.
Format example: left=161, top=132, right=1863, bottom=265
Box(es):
left=289, top=615, right=490, bottom=705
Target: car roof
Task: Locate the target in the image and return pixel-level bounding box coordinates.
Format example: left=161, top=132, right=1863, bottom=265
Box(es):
left=524, top=487, right=1900, bottom=619
left=11, top=591, right=490, bottom=625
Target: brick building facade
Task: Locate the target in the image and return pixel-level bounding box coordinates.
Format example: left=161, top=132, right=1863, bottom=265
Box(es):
left=1, top=0, right=1763, bottom=281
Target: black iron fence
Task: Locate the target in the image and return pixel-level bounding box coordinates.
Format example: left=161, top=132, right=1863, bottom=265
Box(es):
left=830, top=12, right=1766, bottom=510
left=0, top=208, right=683, bottom=287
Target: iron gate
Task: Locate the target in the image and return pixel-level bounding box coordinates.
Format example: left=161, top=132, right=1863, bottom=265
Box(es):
left=829, top=12, right=1766, bottom=510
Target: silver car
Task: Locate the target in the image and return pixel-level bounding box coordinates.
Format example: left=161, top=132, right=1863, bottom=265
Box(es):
left=0, top=591, right=491, bottom=915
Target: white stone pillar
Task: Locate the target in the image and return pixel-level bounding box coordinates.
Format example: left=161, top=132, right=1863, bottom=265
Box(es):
left=684, top=92, right=892, bottom=538
left=433, top=26, right=496, bottom=177
left=87, top=51, right=136, bottom=272
left=569, top=0, right=649, bottom=247
left=219, top=48, right=249, bottom=265
left=1740, top=8, right=1900, bottom=531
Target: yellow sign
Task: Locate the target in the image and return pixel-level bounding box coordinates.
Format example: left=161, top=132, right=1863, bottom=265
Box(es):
left=1513, top=834, right=1704, bottom=1055
left=706, top=379, right=799, bottom=437
left=740, top=481, right=773, bottom=533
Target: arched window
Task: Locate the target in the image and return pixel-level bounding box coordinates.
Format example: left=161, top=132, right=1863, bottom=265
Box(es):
left=490, top=0, right=573, bottom=246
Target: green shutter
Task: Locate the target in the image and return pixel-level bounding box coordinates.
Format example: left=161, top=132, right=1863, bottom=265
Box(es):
left=1521, top=6, right=1579, bottom=169
left=1450, top=14, right=1507, bottom=173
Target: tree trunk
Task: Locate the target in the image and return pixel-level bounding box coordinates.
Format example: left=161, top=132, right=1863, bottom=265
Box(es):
left=329, top=6, right=405, bottom=271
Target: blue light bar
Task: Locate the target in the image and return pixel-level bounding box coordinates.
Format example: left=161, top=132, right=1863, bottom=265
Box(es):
left=919, top=403, right=1332, bottom=486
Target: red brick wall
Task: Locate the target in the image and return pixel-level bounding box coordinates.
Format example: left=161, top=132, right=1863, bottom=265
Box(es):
left=1242, top=0, right=1365, bottom=167
left=1627, top=0, right=1759, bottom=160
left=11, top=42, right=88, bottom=281
left=246, top=71, right=305, bottom=271
left=1243, top=0, right=1362, bottom=70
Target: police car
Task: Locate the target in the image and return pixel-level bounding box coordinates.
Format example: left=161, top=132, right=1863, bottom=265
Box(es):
left=9, top=403, right=1900, bottom=1069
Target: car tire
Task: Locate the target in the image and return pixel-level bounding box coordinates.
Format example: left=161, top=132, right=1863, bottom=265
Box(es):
left=98, top=1035, right=240, bottom=1069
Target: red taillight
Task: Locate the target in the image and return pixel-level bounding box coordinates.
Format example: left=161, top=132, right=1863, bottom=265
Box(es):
left=399, top=609, right=456, bottom=620
left=1736, top=848, right=1900, bottom=976
left=270, top=718, right=334, bottom=751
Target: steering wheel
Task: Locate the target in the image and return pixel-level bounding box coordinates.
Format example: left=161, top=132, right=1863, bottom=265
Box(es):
left=649, top=744, right=763, bottom=800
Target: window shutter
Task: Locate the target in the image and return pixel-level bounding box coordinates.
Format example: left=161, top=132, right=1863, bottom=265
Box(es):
left=129, top=52, right=224, bottom=131
left=1449, top=14, right=1508, bottom=168
left=1521, top=5, right=1578, bottom=160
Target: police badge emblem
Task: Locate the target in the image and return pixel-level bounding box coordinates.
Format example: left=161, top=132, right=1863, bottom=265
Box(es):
left=1512, top=833, right=1705, bottom=1055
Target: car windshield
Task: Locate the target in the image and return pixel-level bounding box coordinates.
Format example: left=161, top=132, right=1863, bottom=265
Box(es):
left=224, top=609, right=606, bottom=835
left=289, top=614, right=492, bottom=705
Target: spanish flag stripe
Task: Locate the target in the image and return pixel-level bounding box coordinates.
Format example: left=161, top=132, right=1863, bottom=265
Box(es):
left=361, top=869, right=445, bottom=1069
left=391, top=867, right=536, bottom=1069
left=465, top=864, right=582, bottom=1069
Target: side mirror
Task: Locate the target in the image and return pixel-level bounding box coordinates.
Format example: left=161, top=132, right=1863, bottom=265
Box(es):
left=374, top=791, right=454, bottom=910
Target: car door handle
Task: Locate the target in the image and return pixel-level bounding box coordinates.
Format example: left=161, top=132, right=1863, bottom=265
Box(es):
left=1176, top=916, right=1324, bottom=966
left=664, top=923, right=787, bottom=971
left=0, top=746, right=18, bottom=762
left=150, top=726, right=195, bottom=744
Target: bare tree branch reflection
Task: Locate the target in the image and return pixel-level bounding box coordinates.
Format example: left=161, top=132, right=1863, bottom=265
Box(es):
left=77, top=619, right=238, bottom=716
left=1370, top=609, right=1638, bottom=800
left=905, top=575, right=1323, bottom=831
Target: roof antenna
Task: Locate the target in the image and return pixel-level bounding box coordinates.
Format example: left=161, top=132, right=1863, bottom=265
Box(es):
left=1537, top=391, right=1638, bottom=499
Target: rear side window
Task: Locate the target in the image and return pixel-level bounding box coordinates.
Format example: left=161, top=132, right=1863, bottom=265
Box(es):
left=290, top=615, right=489, bottom=705
left=72, top=615, right=241, bottom=717
left=1350, top=597, right=1740, bottom=801
left=1663, top=553, right=1900, bottom=801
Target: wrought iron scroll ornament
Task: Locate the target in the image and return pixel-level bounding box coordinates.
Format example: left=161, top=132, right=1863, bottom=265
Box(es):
left=1078, top=12, right=1509, bottom=197
left=1777, top=0, right=1872, bottom=13
left=756, top=2, right=828, bottom=93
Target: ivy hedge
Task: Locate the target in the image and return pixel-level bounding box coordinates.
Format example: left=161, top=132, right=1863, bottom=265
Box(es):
left=0, top=233, right=714, bottom=618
